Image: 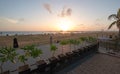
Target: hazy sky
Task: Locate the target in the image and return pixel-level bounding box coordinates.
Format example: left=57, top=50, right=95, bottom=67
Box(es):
left=0, top=0, right=120, bottom=31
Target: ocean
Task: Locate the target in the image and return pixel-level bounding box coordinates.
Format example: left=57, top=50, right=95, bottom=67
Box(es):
left=0, top=31, right=59, bottom=36
left=0, top=31, right=103, bottom=36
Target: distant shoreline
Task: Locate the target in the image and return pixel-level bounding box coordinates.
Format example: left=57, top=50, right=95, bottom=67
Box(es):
left=0, top=31, right=118, bottom=36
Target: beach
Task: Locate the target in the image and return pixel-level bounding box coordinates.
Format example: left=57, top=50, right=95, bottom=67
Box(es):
left=0, top=31, right=117, bottom=48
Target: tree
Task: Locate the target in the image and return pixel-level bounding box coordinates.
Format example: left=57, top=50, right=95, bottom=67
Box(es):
left=79, top=37, right=88, bottom=46
left=50, top=44, right=57, bottom=57
left=73, top=39, right=81, bottom=50
left=21, top=45, right=42, bottom=63
left=18, top=45, right=42, bottom=73
left=88, top=36, right=97, bottom=43
left=108, top=8, right=120, bottom=52
left=18, top=55, right=27, bottom=65
left=30, top=47, right=42, bottom=59
left=79, top=37, right=88, bottom=42
left=108, top=8, right=120, bottom=38
left=21, top=45, right=35, bottom=57
left=68, top=39, right=74, bottom=52
left=0, top=47, right=17, bottom=73
left=60, top=40, right=68, bottom=54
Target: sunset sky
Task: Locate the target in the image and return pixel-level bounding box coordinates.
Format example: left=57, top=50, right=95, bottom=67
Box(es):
left=0, top=0, right=120, bottom=31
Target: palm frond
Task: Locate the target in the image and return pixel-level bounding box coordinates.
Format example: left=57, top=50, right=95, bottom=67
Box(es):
left=117, top=20, right=120, bottom=29
left=117, top=8, right=120, bottom=19
left=108, top=14, right=118, bottom=20
left=108, top=21, right=116, bottom=29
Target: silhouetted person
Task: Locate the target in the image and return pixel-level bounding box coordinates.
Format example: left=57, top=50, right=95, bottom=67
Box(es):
left=56, top=40, right=60, bottom=43
left=6, top=34, right=9, bottom=36
left=50, top=36, right=52, bottom=45
left=109, top=35, right=112, bottom=38
left=13, top=38, right=19, bottom=48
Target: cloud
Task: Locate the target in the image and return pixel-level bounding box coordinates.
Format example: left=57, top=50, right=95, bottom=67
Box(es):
left=60, top=6, right=65, bottom=17
left=43, top=3, right=52, bottom=14
left=77, top=24, right=84, bottom=26
left=95, top=18, right=101, bottom=21
left=66, top=8, right=72, bottom=16
left=5, top=18, right=19, bottom=24
left=19, top=18, right=24, bottom=22
left=58, top=6, right=72, bottom=17
left=94, top=18, right=105, bottom=26
left=43, top=4, right=72, bottom=17
left=0, top=17, right=24, bottom=25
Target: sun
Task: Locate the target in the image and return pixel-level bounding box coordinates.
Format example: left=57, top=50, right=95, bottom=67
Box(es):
left=58, top=18, right=73, bottom=31
left=60, top=25, right=69, bottom=31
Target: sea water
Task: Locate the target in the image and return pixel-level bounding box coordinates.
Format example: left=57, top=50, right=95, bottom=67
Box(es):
left=0, top=31, right=58, bottom=36
left=0, top=31, right=86, bottom=36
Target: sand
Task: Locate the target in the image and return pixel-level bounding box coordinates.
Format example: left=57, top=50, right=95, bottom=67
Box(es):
left=0, top=31, right=118, bottom=48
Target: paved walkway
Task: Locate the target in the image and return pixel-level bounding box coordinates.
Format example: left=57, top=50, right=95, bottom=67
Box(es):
left=1, top=43, right=89, bottom=74
left=57, top=46, right=120, bottom=74
left=99, top=46, right=120, bottom=58
left=1, top=43, right=120, bottom=74
left=66, top=53, right=120, bottom=74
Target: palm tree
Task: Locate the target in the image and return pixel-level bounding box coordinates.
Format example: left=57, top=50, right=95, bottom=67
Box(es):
left=50, top=44, right=57, bottom=57
left=108, top=8, right=120, bottom=52
left=0, top=47, right=17, bottom=73
left=68, top=39, right=74, bottom=52
left=79, top=37, right=88, bottom=46
left=18, top=55, right=27, bottom=65
left=108, top=8, right=120, bottom=38
left=21, top=45, right=42, bottom=62
left=88, top=36, right=97, bottom=43
left=18, top=45, right=42, bottom=73
left=60, top=40, right=68, bottom=54
left=73, top=39, right=80, bottom=50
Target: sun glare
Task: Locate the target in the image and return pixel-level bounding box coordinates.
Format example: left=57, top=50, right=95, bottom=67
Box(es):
left=60, top=25, right=69, bottom=31
left=58, top=18, right=74, bottom=31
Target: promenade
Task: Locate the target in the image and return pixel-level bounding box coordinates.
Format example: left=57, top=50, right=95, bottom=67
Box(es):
left=57, top=47, right=120, bottom=74
left=1, top=40, right=120, bottom=74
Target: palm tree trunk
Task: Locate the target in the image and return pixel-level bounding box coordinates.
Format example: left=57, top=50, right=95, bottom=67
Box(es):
left=38, top=56, right=41, bottom=61
left=118, top=29, right=120, bottom=51
left=74, top=45, right=76, bottom=50
left=62, top=46, right=64, bottom=54
left=23, top=61, right=26, bottom=65
left=0, top=63, right=4, bottom=74
left=119, top=29, right=120, bottom=39
left=70, top=44, right=71, bottom=52
left=52, top=51, right=55, bottom=57
left=70, top=44, right=72, bottom=52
